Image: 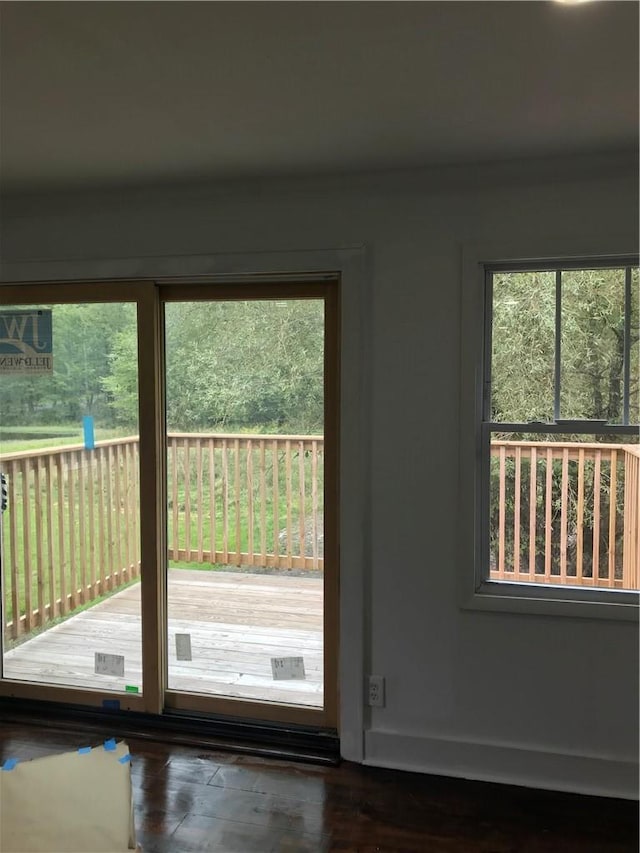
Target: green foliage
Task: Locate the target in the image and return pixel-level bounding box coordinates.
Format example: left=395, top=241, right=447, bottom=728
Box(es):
left=50, top=302, right=135, bottom=421
left=491, top=268, right=639, bottom=425
left=163, top=300, right=324, bottom=433
left=492, top=271, right=556, bottom=423
left=0, top=299, right=324, bottom=435
left=0, top=302, right=136, bottom=427
left=102, top=324, right=139, bottom=426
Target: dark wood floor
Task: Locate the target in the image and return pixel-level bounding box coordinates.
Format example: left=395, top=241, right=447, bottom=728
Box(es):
left=0, top=721, right=637, bottom=852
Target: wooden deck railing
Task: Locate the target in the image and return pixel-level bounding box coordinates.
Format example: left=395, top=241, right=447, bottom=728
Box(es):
left=166, top=433, right=324, bottom=571
left=2, top=434, right=637, bottom=640
left=1, top=438, right=141, bottom=639
left=1, top=433, right=324, bottom=640
left=489, top=440, right=640, bottom=589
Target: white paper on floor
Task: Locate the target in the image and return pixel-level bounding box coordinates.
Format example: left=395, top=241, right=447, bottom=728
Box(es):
left=95, top=652, right=126, bottom=677
left=0, top=739, right=136, bottom=852
left=175, top=633, right=192, bottom=661
left=271, top=655, right=306, bottom=680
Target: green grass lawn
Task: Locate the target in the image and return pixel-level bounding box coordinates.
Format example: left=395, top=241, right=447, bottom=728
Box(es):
left=0, top=424, right=132, bottom=454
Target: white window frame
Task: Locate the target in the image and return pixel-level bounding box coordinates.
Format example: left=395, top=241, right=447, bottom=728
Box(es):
left=459, top=242, right=640, bottom=621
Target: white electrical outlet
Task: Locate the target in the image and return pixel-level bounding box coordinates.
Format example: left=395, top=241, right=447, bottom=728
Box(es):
left=367, top=675, right=385, bottom=707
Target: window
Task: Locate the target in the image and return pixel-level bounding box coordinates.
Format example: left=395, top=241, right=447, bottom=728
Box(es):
left=467, top=258, right=639, bottom=616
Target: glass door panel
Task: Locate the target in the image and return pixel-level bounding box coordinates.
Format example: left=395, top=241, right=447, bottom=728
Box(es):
left=164, top=298, right=325, bottom=709
left=1, top=302, right=142, bottom=694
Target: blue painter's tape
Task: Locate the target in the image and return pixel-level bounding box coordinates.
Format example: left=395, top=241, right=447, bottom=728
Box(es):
left=118, top=754, right=131, bottom=764
left=103, top=738, right=117, bottom=751
left=102, top=699, right=120, bottom=711
left=2, top=758, right=18, bottom=771
left=83, top=415, right=95, bottom=450
left=78, top=746, right=92, bottom=755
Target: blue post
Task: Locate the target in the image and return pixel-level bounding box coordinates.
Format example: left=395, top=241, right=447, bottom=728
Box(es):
left=83, top=415, right=95, bottom=450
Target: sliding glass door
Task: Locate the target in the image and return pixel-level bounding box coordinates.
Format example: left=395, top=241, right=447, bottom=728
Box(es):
left=0, top=297, right=143, bottom=697
left=0, top=280, right=338, bottom=729
left=163, top=296, right=327, bottom=714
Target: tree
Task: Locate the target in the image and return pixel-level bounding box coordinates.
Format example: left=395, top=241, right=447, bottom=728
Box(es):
left=163, top=300, right=324, bottom=433
left=491, top=269, right=640, bottom=423
left=51, top=302, right=135, bottom=423
left=102, top=324, right=139, bottom=427
left=0, top=301, right=135, bottom=427
left=491, top=268, right=639, bottom=426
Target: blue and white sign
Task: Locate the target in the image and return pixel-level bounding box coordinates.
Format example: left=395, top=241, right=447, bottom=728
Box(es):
left=0, top=309, right=53, bottom=375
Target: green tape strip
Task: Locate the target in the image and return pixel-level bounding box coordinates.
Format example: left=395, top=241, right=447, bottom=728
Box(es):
left=125, top=685, right=139, bottom=694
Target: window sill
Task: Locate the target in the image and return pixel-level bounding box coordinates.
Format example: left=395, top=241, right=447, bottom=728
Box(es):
left=460, top=579, right=640, bottom=622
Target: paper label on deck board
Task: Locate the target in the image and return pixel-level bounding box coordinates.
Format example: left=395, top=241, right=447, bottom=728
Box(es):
left=271, top=656, right=306, bottom=680
left=175, top=633, right=192, bottom=661
left=95, top=652, right=125, bottom=677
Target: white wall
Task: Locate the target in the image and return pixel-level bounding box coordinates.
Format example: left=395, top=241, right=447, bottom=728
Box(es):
left=1, top=151, right=638, bottom=798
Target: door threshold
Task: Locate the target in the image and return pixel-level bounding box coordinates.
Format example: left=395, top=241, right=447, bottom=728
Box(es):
left=0, top=697, right=340, bottom=765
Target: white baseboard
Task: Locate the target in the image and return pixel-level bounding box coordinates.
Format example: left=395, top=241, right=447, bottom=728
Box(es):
left=364, top=729, right=639, bottom=800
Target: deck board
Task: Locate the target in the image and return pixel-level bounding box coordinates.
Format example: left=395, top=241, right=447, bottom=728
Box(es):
left=3, top=570, right=323, bottom=707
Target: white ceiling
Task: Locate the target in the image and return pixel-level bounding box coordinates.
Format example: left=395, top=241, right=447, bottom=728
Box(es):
left=0, top=1, right=638, bottom=193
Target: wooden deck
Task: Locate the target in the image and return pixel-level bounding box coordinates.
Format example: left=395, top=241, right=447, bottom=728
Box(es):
left=3, top=570, right=323, bottom=707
